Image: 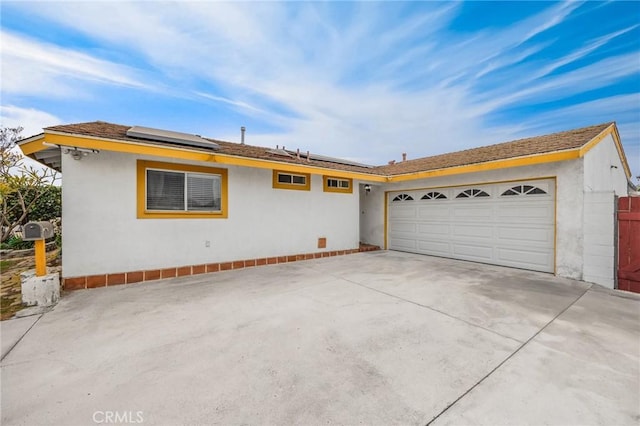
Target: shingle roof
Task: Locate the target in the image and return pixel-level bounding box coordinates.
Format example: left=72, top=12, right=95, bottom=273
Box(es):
left=43, top=121, right=379, bottom=175
left=375, top=122, right=613, bottom=176
left=42, top=121, right=614, bottom=177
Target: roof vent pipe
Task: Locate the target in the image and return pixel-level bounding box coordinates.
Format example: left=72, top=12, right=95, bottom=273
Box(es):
left=241, top=126, right=246, bottom=144
left=402, top=153, right=407, bottom=162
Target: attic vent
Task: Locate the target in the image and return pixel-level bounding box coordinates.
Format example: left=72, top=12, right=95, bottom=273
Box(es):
left=266, top=148, right=293, bottom=158
left=126, top=126, right=220, bottom=150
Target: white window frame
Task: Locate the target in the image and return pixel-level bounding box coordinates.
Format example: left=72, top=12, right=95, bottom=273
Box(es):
left=146, top=167, right=222, bottom=213
left=277, top=172, right=307, bottom=186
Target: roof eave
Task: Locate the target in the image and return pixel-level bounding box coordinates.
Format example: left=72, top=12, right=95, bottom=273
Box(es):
left=18, top=130, right=387, bottom=182
left=386, top=148, right=583, bottom=182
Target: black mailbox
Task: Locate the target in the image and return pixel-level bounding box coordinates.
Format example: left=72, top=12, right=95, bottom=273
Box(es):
left=22, top=221, right=54, bottom=241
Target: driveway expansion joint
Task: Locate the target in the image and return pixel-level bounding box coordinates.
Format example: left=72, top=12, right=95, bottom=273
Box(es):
left=320, top=269, right=524, bottom=345
left=424, top=284, right=592, bottom=426
left=1, top=313, right=44, bottom=362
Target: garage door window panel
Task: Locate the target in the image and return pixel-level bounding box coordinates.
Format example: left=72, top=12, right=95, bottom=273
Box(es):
left=501, top=185, right=547, bottom=196
left=421, top=191, right=447, bottom=200
left=392, top=194, right=414, bottom=201
left=456, top=189, right=490, bottom=198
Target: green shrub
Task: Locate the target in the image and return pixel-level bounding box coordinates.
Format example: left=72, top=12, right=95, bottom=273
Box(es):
left=4, top=185, right=61, bottom=224
left=0, top=235, right=33, bottom=250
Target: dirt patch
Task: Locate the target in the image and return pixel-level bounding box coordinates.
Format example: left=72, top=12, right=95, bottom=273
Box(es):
left=1, top=249, right=61, bottom=320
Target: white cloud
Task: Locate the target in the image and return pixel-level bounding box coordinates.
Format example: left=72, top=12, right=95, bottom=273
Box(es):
left=0, top=105, right=62, bottom=176
left=2, top=1, right=638, bottom=176
left=1, top=30, right=148, bottom=97
left=532, top=25, right=639, bottom=80
left=477, top=52, right=640, bottom=110
left=0, top=105, right=62, bottom=138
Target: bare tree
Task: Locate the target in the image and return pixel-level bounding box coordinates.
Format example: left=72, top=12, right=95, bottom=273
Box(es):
left=1, top=126, right=59, bottom=242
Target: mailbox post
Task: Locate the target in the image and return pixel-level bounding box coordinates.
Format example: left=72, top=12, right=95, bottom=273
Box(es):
left=22, top=221, right=54, bottom=277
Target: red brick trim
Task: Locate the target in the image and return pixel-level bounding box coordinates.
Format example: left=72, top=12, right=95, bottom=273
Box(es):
left=62, top=246, right=377, bottom=290
left=177, top=266, right=191, bottom=277
left=128, top=271, right=144, bottom=283
left=192, top=264, right=206, bottom=275
left=64, top=276, right=86, bottom=290
left=86, top=275, right=106, bottom=288
left=107, top=273, right=126, bottom=286
left=161, top=268, right=177, bottom=279
left=143, top=270, right=159, bottom=281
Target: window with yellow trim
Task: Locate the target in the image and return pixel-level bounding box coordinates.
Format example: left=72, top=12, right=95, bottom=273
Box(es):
left=323, top=176, right=352, bottom=193
left=137, top=160, right=228, bottom=219
left=272, top=170, right=310, bottom=191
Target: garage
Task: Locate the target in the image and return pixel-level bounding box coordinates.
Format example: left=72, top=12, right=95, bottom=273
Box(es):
left=387, top=179, right=555, bottom=273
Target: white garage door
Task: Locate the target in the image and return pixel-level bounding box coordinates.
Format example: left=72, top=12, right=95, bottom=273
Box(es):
left=388, top=179, right=555, bottom=273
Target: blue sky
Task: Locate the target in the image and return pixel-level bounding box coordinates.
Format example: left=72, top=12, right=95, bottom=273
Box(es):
left=1, top=1, right=639, bottom=179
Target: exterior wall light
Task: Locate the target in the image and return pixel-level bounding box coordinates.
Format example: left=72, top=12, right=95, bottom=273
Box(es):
left=61, top=146, right=100, bottom=161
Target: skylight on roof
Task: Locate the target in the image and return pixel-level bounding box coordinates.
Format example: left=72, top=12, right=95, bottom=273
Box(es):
left=126, top=126, right=220, bottom=150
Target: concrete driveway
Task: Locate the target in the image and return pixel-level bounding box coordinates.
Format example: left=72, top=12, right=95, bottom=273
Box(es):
left=2, top=251, right=639, bottom=425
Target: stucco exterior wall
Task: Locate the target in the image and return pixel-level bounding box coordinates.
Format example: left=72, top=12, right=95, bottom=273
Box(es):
left=61, top=136, right=628, bottom=285
left=583, top=191, right=616, bottom=288
left=583, top=134, right=628, bottom=196
left=61, top=151, right=360, bottom=277
left=359, top=183, right=386, bottom=247
left=364, top=160, right=586, bottom=280
left=581, top=135, right=628, bottom=288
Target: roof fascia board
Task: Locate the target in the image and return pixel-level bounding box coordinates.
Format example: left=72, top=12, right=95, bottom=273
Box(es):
left=387, top=150, right=581, bottom=182
left=30, top=132, right=387, bottom=182
left=577, top=124, right=613, bottom=156
left=17, top=133, right=46, bottom=146
left=612, top=125, right=632, bottom=178
left=578, top=123, right=631, bottom=178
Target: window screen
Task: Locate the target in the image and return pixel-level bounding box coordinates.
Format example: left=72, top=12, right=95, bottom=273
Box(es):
left=147, top=169, right=221, bottom=212
left=187, top=174, right=221, bottom=211
left=278, top=174, right=292, bottom=184
left=278, top=173, right=306, bottom=185
left=292, top=175, right=306, bottom=185
left=147, top=170, right=185, bottom=210
left=327, top=178, right=349, bottom=188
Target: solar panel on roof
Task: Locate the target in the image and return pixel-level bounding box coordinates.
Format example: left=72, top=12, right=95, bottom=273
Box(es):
left=266, top=148, right=293, bottom=158
left=303, top=152, right=373, bottom=168
left=126, top=126, right=220, bottom=150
